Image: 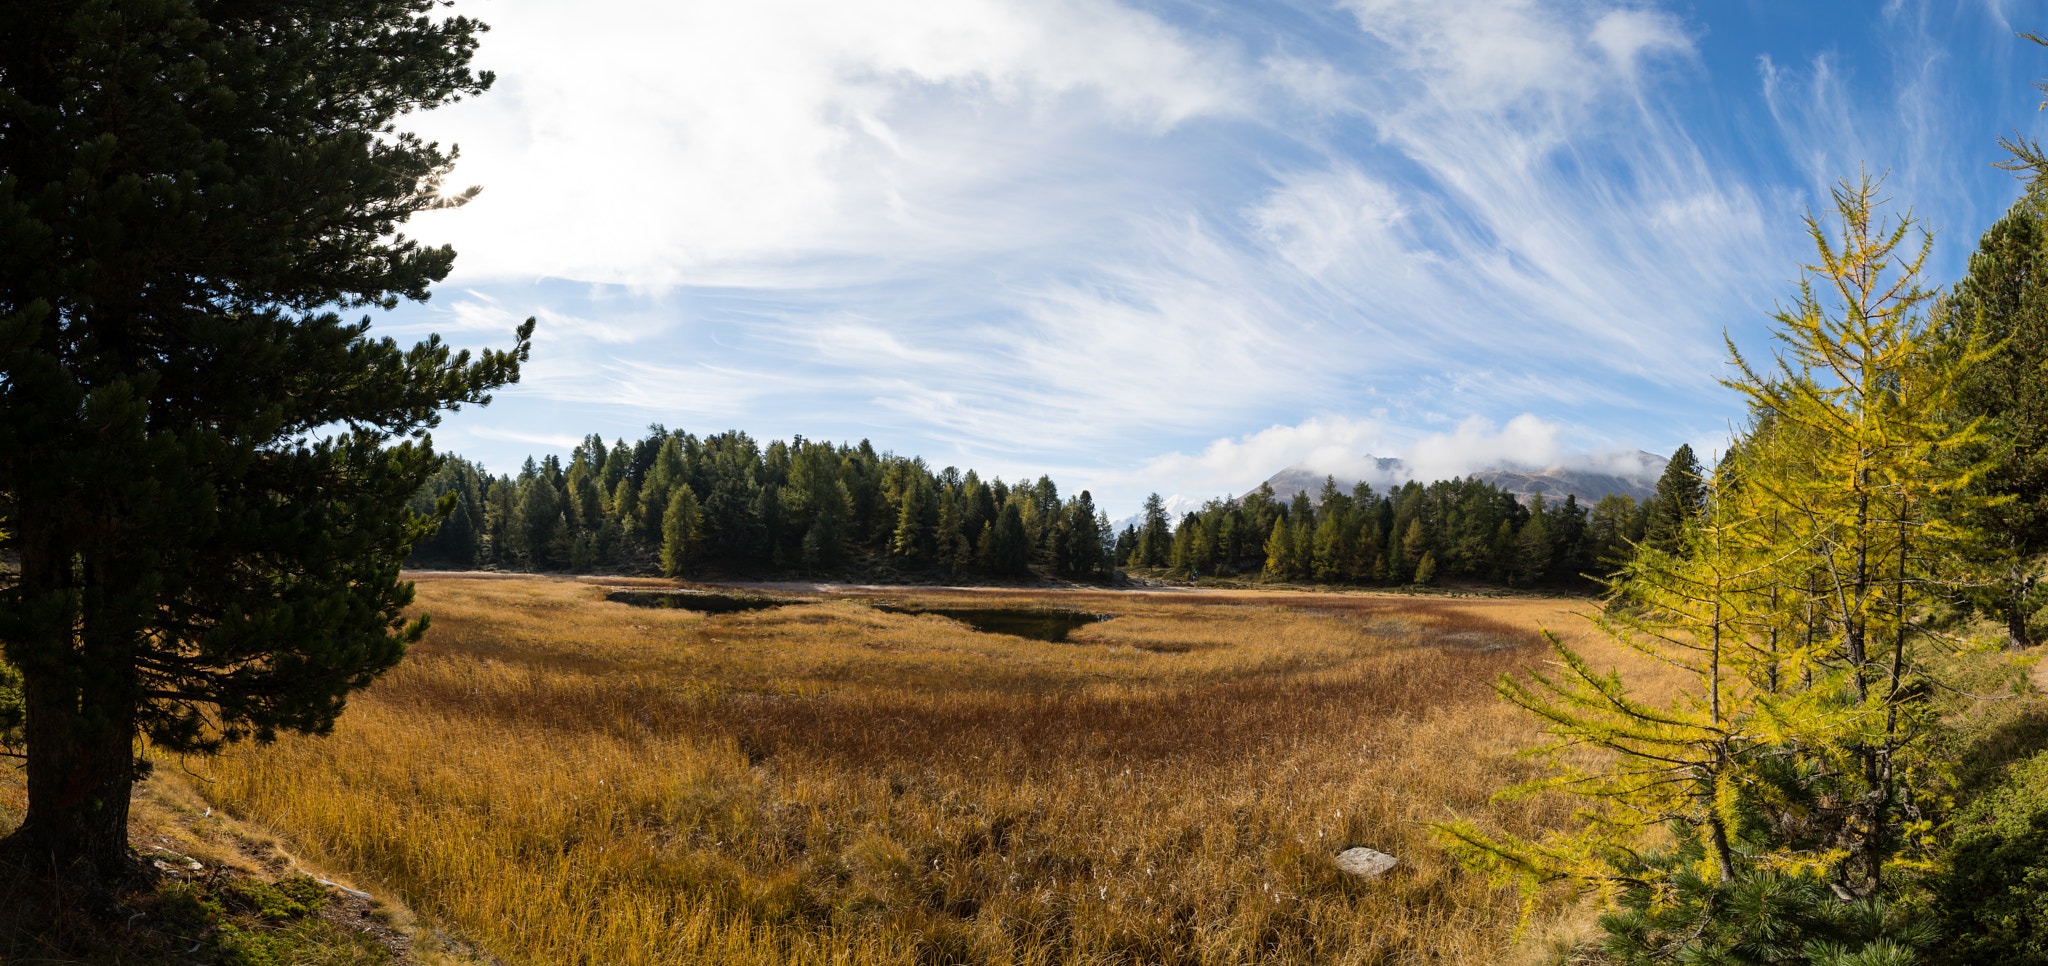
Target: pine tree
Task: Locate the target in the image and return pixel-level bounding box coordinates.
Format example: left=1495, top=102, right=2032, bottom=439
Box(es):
left=1517, top=495, right=1552, bottom=585
left=935, top=488, right=968, bottom=575
left=514, top=464, right=561, bottom=569
left=1288, top=515, right=1313, bottom=579
left=1399, top=518, right=1429, bottom=583
left=1313, top=503, right=1353, bottom=582
left=1064, top=491, right=1103, bottom=577
left=1263, top=517, right=1295, bottom=580
left=1587, top=494, right=1640, bottom=571
left=0, top=0, right=527, bottom=875
left=1642, top=444, right=1706, bottom=552
left=613, top=477, right=643, bottom=544
left=1942, top=179, right=2048, bottom=648
left=660, top=485, right=704, bottom=576
left=990, top=502, right=1030, bottom=576
left=1139, top=493, right=1172, bottom=567
left=800, top=512, right=841, bottom=574
left=754, top=484, right=786, bottom=566
left=893, top=478, right=929, bottom=561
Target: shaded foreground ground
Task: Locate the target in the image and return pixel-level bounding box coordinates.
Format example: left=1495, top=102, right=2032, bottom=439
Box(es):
left=191, top=576, right=1619, bottom=965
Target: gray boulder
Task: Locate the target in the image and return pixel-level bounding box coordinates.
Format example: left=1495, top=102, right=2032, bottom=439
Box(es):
left=1333, top=847, right=1398, bottom=878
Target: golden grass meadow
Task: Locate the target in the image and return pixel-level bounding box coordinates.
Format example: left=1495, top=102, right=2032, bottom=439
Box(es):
left=189, top=576, right=1645, bottom=965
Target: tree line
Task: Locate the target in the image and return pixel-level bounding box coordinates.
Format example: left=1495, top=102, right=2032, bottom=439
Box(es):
left=1115, top=450, right=1704, bottom=589
left=406, top=431, right=1116, bottom=580
left=409, top=424, right=1712, bottom=591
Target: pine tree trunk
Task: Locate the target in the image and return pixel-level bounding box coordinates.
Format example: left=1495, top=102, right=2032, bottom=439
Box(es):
left=2005, top=572, right=2037, bottom=652
left=1, top=543, right=141, bottom=881
left=7, top=673, right=138, bottom=878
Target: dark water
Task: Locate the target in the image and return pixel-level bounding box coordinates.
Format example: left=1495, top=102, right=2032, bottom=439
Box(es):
left=875, top=605, right=1106, bottom=642
left=606, top=591, right=796, bottom=613
left=607, top=591, right=1106, bottom=642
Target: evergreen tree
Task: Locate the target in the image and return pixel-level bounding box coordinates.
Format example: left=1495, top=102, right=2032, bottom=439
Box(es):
left=599, top=442, right=631, bottom=504
left=754, top=484, right=786, bottom=566
left=565, top=459, right=601, bottom=532
left=1139, top=492, right=1172, bottom=567
left=1169, top=514, right=1198, bottom=571
left=1064, top=491, right=1103, bottom=577
left=513, top=462, right=561, bottom=569
left=659, top=485, right=704, bottom=576
left=935, top=488, right=969, bottom=575
left=893, top=478, right=929, bottom=561
left=1313, top=502, right=1353, bottom=582
left=1942, top=179, right=2048, bottom=648
left=800, top=512, right=841, bottom=574
left=989, top=502, right=1030, bottom=576
left=977, top=521, right=1000, bottom=570
left=1517, top=494, right=1552, bottom=585
left=613, top=477, right=643, bottom=544
left=1643, top=444, right=1707, bottom=552
left=0, top=0, right=527, bottom=875
left=1263, top=517, right=1295, bottom=580
left=1288, top=514, right=1313, bottom=579
left=1587, top=493, right=1640, bottom=571
left=1399, top=518, right=1430, bottom=583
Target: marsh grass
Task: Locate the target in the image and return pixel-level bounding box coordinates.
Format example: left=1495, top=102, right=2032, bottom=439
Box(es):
left=200, top=578, right=1605, bottom=965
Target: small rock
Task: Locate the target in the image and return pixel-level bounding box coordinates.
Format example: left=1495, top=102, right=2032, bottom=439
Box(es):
left=1334, top=847, right=1398, bottom=879
left=145, top=847, right=202, bottom=871
left=318, top=877, right=374, bottom=901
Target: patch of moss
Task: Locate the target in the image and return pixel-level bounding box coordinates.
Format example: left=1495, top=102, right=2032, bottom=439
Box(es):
left=0, top=867, right=389, bottom=966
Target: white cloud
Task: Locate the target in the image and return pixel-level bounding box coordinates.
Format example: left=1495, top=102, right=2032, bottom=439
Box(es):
left=1126, top=416, right=1393, bottom=500
left=402, top=0, right=1247, bottom=286
left=1248, top=166, right=1408, bottom=277
left=1589, top=9, right=1692, bottom=75
left=1402, top=414, right=1563, bottom=481
left=1340, top=0, right=1692, bottom=111
left=459, top=425, right=585, bottom=452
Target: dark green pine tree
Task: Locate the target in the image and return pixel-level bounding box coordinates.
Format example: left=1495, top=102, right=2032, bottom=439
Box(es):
left=0, top=0, right=529, bottom=877
left=893, top=478, right=929, bottom=562
left=660, top=484, right=704, bottom=577
left=989, top=502, right=1030, bottom=577
left=935, top=488, right=969, bottom=575
left=513, top=459, right=560, bottom=569
left=1138, top=492, right=1172, bottom=566
left=1064, top=491, right=1103, bottom=577
left=1262, top=516, right=1294, bottom=580
left=1642, top=444, right=1706, bottom=553
left=1517, top=494, right=1553, bottom=585
left=1944, top=182, right=2048, bottom=648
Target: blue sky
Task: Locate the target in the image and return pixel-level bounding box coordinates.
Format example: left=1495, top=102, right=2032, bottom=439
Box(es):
left=378, top=0, right=2048, bottom=517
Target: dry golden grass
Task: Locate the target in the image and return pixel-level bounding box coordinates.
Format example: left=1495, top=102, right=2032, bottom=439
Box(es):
left=194, top=577, right=1617, bottom=965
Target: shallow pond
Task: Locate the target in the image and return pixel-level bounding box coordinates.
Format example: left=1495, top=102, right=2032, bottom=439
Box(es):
left=874, top=605, right=1106, bottom=643
left=607, top=591, right=1107, bottom=642
left=605, top=590, right=798, bottom=613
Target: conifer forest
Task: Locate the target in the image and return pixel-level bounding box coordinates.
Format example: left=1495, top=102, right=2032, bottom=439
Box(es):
left=407, top=430, right=1707, bottom=591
